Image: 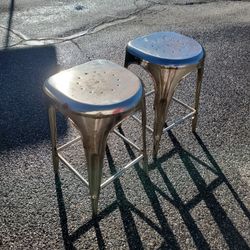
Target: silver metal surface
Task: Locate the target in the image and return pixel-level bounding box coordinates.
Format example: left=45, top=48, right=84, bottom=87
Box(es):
left=113, top=129, right=141, bottom=151
left=58, top=153, right=89, bottom=188
left=45, top=60, right=147, bottom=216
left=57, top=136, right=81, bottom=152
left=100, top=155, right=143, bottom=189
left=125, top=33, right=205, bottom=158
left=163, top=110, right=196, bottom=132
left=132, top=115, right=154, bottom=133
left=172, top=97, right=196, bottom=112
left=192, top=61, right=205, bottom=132
left=44, top=59, right=143, bottom=117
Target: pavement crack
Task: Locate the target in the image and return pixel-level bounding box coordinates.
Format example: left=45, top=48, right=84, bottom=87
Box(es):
left=174, top=1, right=213, bottom=5
left=0, top=25, right=29, bottom=41
left=1, top=0, right=169, bottom=49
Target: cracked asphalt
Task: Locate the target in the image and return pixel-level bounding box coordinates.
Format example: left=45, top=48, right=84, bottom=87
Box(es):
left=0, top=0, right=250, bottom=249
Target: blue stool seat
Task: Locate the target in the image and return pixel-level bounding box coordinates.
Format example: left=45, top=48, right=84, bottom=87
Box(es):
left=127, top=32, right=204, bottom=66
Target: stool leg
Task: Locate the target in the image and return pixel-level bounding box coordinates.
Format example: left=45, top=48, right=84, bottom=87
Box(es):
left=85, top=147, right=106, bottom=217
left=146, top=65, right=194, bottom=158
left=192, top=61, right=204, bottom=132
left=153, top=96, right=169, bottom=159
left=141, top=90, right=148, bottom=172
left=74, top=117, right=116, bottom=216
left=124, top=50, right=140, bottom=68
left=48, top=106, right=59, bottom=171
left=146, top=66, right=178, bottom=158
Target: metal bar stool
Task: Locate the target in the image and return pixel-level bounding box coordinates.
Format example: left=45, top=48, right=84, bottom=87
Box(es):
left=124, top=31, right=205, bottom=158
left=43, top=59, right=147, bottom=216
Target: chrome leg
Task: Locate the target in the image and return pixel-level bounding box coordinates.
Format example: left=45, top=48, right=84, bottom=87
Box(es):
left=72, top=115, right=124, bottom=216
left=152, top=96, right=169, bottom=159
left=141, top=89, right=148, bottom=172
left=146, top=64, right=195, bottom=158
left=192, top=61, right=204, bottom=132
left=48, top=106, right=59, bottom=171
left=85, top=146, right=106, bottom=216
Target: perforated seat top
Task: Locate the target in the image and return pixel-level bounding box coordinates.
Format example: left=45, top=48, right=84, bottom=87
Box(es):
left=127, top=32, right=204, bottom=66
left=44, top=60, right=142, bottom=116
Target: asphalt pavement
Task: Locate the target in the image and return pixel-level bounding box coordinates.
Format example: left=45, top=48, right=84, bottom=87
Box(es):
left=0, top=0, right=249, bottom=249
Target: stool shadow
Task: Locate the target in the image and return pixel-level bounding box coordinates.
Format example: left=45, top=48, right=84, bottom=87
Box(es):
left=53, top=129, right=249, bottom=249
left=54, top=169, right=117, bottom=250
left=54, top=167, right=119, bottom=250
left=167, top=131, right=249, bottom=249
left=0, top=46, right=67, bottom=151
left=119, top=128, right=249, bottom=249
left=54, top=146, right=180, bottom=249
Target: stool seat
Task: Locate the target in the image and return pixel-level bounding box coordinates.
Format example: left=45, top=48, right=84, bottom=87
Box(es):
left=44, top=59, right=142, bottom=116
left=127, top=32, right=204, bottom=66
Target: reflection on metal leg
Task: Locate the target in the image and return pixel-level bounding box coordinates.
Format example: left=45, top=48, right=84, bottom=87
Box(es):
left=145, top=64, right=196, bottom=158
left=85, top=149, right=105, bottom=216
left=72, top=116, right=115, bottom=217
left=192, top=61, right=205, bottom=132
left=141, top=89, right=148, bottom=172
left=48, top=106, right=59, bottom=171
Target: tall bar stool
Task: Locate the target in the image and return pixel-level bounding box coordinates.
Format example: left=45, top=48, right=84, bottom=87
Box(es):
left=43, top=59, right=147, bottom=216
left=124, top=31, right=205, bottom=158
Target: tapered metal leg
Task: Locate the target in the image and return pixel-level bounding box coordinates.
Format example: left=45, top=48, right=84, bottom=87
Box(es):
left=85, top=147, right=106, bottom=216
left=141, top=90, right=148, bottom=172
left=192, top=62, right=204, bottom=132
left=72, top=115, right=123, bottom=216
left=153, top=98, right=169, bottom=159
left=48, top=106, right=59, bottom=171
left=146, top=64, right=195, bottom=158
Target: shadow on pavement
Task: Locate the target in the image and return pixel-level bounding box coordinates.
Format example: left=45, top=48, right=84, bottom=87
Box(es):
left=4, top=0, right=15, bottom=48
left=53, top=129, right=249, bottom=249
left=0, top=46, right=67, bottom=151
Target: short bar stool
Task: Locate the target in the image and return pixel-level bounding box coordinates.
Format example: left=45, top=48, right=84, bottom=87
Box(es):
left=125, top=32, right=205, bottom=158
left=43, top=59, right=147, bottom=216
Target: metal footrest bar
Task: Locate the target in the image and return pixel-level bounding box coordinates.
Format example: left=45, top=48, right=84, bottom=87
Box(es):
left=133, top=89, right=196, bottom=133
left=172, top=97, right=195, bottom=112
left=101, top=155, right=143, bottom=189
left=113, top=129, right=142, bottom=152
left=163, top=110, right=196, bottom=132
left=58, top=152, right=143, bottom=191
left=132, top=115, right=154, bottom=132
left=146, top=89, right=195, bottom=112
left=57, top=128, right=144, bottom=191
left=57, top=136, right=81, bottom=152
left=145, top=89, right=155, bottom=97
left=58, top=152, right=89, bottom=188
